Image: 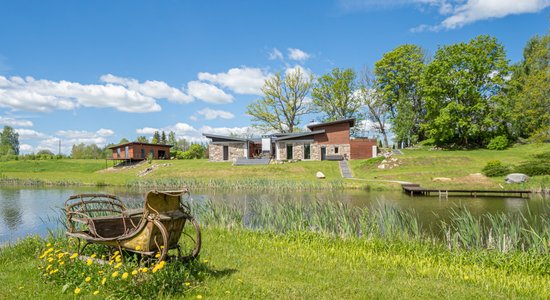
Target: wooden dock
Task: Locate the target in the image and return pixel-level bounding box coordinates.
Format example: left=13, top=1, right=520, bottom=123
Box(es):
left=401, top=183, right=531, bottom=198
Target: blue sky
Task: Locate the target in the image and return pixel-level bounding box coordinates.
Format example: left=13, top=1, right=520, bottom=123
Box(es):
left=0, top=0, right=548, bottom=154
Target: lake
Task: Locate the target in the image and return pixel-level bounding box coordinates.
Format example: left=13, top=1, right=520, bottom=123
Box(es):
left=0, top=186, right=547, bottom=245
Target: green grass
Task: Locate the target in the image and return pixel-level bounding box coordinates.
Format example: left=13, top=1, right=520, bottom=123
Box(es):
left=1, top=228, right=548, bottom=299
left=350, top=143, right=550, bottom=190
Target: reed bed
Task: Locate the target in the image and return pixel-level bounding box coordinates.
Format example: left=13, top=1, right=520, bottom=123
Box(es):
left=189, top=197, right=550, bottom=254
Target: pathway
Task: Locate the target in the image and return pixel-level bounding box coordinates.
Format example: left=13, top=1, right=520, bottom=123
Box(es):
left=339, top=160, right=353, bottom=178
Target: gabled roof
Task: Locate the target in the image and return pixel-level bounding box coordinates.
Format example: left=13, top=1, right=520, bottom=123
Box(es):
left=202, top=133, right=249, bottom=142
left=275, top=130, right=325, bottom=141
left=306, top=118, right=356, bottom=130
left=108, top=142, right=172, bottom=149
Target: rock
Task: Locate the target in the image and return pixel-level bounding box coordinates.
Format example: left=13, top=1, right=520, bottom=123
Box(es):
left=505, top=173, right=530, bottom=184
left=433, top=177, right=452, bottom=182
left=316, top=171, right=325, bottom=179
left=378, top=164, right=386, bottom=169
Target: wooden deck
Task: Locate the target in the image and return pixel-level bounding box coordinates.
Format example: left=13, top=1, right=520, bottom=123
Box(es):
left=401, top=183, right=531, bottom=198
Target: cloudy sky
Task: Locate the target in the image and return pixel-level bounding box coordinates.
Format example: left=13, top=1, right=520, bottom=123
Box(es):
left=0, top=0, right=548, bottom=154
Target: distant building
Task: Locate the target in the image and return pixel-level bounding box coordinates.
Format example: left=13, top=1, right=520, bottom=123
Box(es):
left=108, top=142, right=172, bottom=162
left=203, top=118, right=377, bottom=162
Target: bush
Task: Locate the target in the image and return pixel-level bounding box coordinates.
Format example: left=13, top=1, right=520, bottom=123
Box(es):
left=487, top=135, right=509, bottom=150
left=482, top=160, right=511, bottom=177
left=180, top=144, right=205, bottom=159
left=514, top=160, right=550, bottom=176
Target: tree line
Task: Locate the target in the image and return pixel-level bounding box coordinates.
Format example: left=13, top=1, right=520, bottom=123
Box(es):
left=247, top=34, right=549, bottom=149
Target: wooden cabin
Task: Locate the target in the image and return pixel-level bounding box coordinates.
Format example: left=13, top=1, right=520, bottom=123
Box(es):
left=108, top=142, right=172, bottom=162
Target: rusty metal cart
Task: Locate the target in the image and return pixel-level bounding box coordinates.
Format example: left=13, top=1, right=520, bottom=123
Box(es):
left=65, top=189, right=201, bottom=262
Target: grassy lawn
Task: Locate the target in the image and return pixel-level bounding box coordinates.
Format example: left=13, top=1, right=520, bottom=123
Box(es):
left=1, top=228, right=548, bottom=299
left=350, top=143, right=550, bottom=190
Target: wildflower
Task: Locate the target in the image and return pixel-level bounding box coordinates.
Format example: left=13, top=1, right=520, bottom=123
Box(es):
left=112, top=271, right=119, bottom=278
left=203, top=259, right=208, bottom=263
left=114, top=262, right=122, bottom=269
left=86, top=259, right=93, bottom=266
left=93, top=290, right=99, bottom=295
left=46, top=243, right=51, bottom=247
left=85, top=277, right=91, bottom=282
left=155, top=253, right=161, bottom=258
left=98, top=270, right=104, bottom=275
left=131, top=270, right=138, bottom=276
left=46, top=264, right=52, bottom=271
left=74, top=287, right=81, bottom=294
left=59, top=261, right=65, bottom=265
left=114, top=250, right=120, bottom=256
left=115, top=256, right=122, bottom=263
left=196, top=295, right=203, bottom=299
left=70, top=253, right=78, bottom=259
left=91, top=253, right=97, bottom=258
left=185, top=282, right=191, bottom=286
left=101, top=277, right=107, bottom=285
left=135, top=245, right=141, bottom=251
left=121, top=272, right=129, bottom=280
left=141, top=268, right=148, bottom=273
left=47, top=257, right=54, bottom=263
left=57, top=253, right=65, bottom=259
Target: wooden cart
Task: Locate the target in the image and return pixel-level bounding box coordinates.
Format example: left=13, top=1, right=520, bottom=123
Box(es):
left=65, top=189, right=201, bottom=262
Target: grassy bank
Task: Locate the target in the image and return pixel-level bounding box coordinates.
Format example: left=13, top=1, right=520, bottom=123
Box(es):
left=0, top=143, right=549, bottom=190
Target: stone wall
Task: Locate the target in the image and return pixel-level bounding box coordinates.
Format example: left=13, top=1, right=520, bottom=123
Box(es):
left=208, top=143, right=246, bottom=162
left=310, top=144, right=350, bottom=160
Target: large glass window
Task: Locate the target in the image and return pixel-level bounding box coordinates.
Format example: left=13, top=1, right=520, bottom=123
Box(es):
left=304, top=144, right=311, bottom=159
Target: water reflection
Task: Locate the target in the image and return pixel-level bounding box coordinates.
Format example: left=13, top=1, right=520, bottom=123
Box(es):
left=0, top=186, right=546, bottom=245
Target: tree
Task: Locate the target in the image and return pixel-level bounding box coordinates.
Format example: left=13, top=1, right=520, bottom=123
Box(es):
left=421, top=35, right=510, bottom=147
left=136, top=136, right=148, bottom=143
left=71, top=143, right=103, bottom=159
left=161, top=131, right=167, bottom=144
left=118, top=138, right=129, bottom=144
left=246, top=68, right=312, bottom=133
left=152, top=131, right=161, bottom=144
left=179, top=144, right=205, bottom=159
left=358, top=69, right=390, bottom=147
left=0, top=126, right=20, bottom=155
left=168, top=131, right=177, bottom=146
left=311, top=68, right=363, bottom=122
left=507, top=34, right=550, bottom=139
left=374, top=44, right=426, bottom=145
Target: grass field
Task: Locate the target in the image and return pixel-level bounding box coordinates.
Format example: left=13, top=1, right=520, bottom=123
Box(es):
left=0, top=143, right=549, bottom=190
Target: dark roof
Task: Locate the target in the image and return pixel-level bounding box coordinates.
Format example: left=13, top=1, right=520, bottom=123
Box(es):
left=202, top=133, right=249, bottom=142
left=108, top=142, right=172, bottom=149
left=306, top=118, right=356, bottom=130
left=275, top=130, right=325, bottom=141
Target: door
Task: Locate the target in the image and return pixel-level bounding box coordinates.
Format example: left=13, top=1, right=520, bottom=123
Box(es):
left=223, top=145, right=229, bottom=161
left=304, top=144, right=311, bottom=160
left=286, top=144, right=293, bottom=160
left=321, top=147, right=326, bottom=160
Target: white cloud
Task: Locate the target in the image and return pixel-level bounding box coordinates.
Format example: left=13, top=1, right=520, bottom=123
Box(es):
left=15, top=129, right=48, bottom=140
left=0, top=75, right=162, bottom=113
left=0, top=116, right=33, bottom=127
left=198, top=67, right=271, bottom=95
left=187, top=81, right=234, bottom=104
left=136, top=122, right=257, bottom=142
left=20, top=144, right=33, bottom=152
left=100, top=74, right=193, bottom=104
left=287, top=48, right=311, bottom=62
left=285, top=65, right=313, bottom=81
left=268, top=48, right=284, bottom=60
left=97, top=128, right=115, bottom=136
left=196, top=108, right=235, bottom=120
left=189, top=115, right=198, bottom=121
left=55, top=128, right=115, bottom=139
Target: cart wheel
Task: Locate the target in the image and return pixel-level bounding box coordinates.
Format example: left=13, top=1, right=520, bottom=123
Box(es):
left=151, top=219, right=169, bottom=263
left=176, top=217, right=201, bottom=260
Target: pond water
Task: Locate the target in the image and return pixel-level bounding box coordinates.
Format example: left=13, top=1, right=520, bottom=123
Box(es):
left=0, top=186, right=547, bottom=245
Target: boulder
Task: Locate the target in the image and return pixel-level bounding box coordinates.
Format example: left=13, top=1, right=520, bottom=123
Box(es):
left=316, top=171, right=325, bottom=179
left=504, top=173, right=529, bottom=184
left=433, top=177, right=452, bottom=182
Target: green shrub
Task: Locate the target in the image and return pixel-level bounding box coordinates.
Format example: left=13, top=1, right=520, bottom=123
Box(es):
left=482, top=160, right=511, bottom=177
left=487, top=135, right=509, bottom=150
left=514, top=160, right=550, bottom=176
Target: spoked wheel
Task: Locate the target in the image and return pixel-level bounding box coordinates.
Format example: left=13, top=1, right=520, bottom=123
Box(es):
left=171, top=217, right=201, bottom=261
left=149, top=219, right=169, bottom=264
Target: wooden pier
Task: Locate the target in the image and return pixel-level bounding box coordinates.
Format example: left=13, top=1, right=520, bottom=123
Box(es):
left=401, top=183, right=531, bottom=198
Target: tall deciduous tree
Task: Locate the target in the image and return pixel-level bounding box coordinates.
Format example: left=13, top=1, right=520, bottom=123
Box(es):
left=358, top=69, right=390, bottom=147
left=374, top=44, right=426, bottom=145
left=246, top=68, right=312, bottom=133
left=136, top=136, right=148, bottom=143
left=508, top=34, right=550, bottom=140
left=0, top=126, right=20, bottom=155
left=311, top=68, right=362, bottom=122
left=422, top=35, right=509, bottom=147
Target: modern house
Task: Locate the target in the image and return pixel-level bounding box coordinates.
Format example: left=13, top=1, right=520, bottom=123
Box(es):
left=203, top=118, right=377, bottom=162
left=108, top=142, right=172, bottom=162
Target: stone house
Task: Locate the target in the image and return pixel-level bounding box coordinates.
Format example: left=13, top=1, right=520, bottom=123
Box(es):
left=203, top=118, right=377, bottom=162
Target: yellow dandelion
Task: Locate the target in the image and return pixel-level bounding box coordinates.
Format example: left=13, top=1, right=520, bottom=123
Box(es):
left=185, top=282, right=191, bottom=286
left=57, top=253, right=65, bottom=259
left=111, top=271, right=119, bottom=278
left=203, top=259, right=208, bottom=263
left=70, top=253, right=78, bottom=259
left=59, top=261, right=65, bottom=265
left=46, top=243, right=51, bottom=247
left=152, top=267, right=158, bottom=273
left=115, top=256, right=122, bottom=263
left=39, top=254, right=46, bottom=259
left=121, top=272, right=129, bottom=280
left=131, top=270, right=138, bottom=275
left=108, top=261, right=114, bottom=265
left=113, top=250, right=120, bottom=255
left=101, top=277, right=107, bottom=285
left=93, top=290, right=99, bottom=295
left=135, top=245, right=141, bottom=251
left=54, top=249, right=61, bottom=254
left=155, top=253, right=161, bottom=258
left=98, top=270, right=104, bottom=274
left=46, top=264, right=52, bottom=271
left=86, top=259, right=93, bottom=266
left=141, top=268, right=148, bottom=273
left=114, top=262, right=122, bottom=269
left=47, top=257, right=54, bottom=263
left=85, top=276, right=91, bottom=282
left=196, top=295, right=203, bottom=299
left=91, top=253, right=97, bottom=258
left=74, top=287, right=81, bottom=294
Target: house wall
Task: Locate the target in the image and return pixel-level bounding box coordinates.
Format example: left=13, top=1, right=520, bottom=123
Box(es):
left=209, top=143, right=246, bottom=161
left=312, top=122, right=351, bottom=145
left=350, top=138, right=377, bottom=159
left=310, top=144, right=350, bottom=160
left=276, top=142, right=309, bottom=160
left=111, top=145, right=171, bottom=160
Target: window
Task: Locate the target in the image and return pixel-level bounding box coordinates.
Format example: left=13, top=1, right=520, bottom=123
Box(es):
left=304, top=144, right=311, bottom=160
left=334, top=147, right=339, bottom=154
left=125, top=146, right=129, bottom=158
left=117, top=148, right=121, bottom=158
left=286, top=144, right=293, bottom=160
